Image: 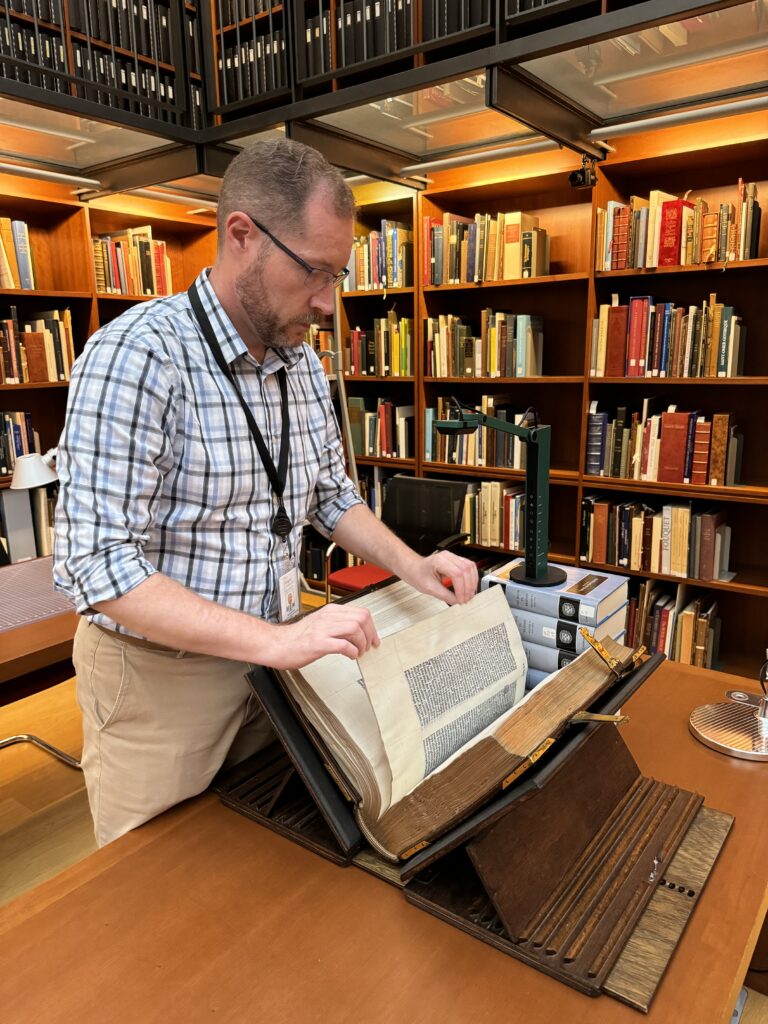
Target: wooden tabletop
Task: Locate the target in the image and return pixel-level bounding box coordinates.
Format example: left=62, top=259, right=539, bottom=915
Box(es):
left=0, top=660, right=765, bottom=1024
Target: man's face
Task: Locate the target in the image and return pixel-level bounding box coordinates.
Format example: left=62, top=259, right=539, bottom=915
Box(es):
left=234, top=188, right=353, bottom=351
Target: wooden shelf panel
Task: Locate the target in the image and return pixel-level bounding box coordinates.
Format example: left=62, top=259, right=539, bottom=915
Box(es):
left=0, top=382, right=69, bottom=391
left=342, top=287, right=414, bottom=297
left=342, top=375, right=415, bottom=382
left=422, top=462, right=579, bottom=483
left=588, top=377, right=768, bottom=386
left=0, top=289, right=93, bottom=299
left=581, top=560, right=768, bottom=600
left=464, top=542, right=577, bottom=565
left=69, top=30, right=175, bottom=71
left=425, top=376, right=583, bottom=385
left=595, top=258, right=768, bottom=278
left=581, top=476, right=768, bottom=505
left=96, top=292, right=161, bottom=302
left=355, top=456, right=416, bottom=468
left=218, top=3, right=283, bottom=33
left=423, top=273, right=588, bottom=292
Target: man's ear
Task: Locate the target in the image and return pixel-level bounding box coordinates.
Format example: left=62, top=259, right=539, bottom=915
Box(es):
left=227, top=211, right=253, bottom=252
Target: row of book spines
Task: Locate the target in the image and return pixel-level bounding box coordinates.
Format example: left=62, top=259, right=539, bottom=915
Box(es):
left=586, top=407, right=741, bottom=488
left=304, top=0, right=413, bottom=78
left=217, top=0, right=273, bottom=28
left=0, top=311, right=75, bottom=385
left=299, top=537, right=347, bottom=583
left=0, top=409, right=40, bottom=475
left=460, top=479, right=525, bottom=550
left=0, top=21, right=68, bottom=91
left=73, top=42, right=178, bottom=117
left=342, top=320, right=414, bottom=377
left=626, top=584, right=720, bottom=669
left=590, top=296, right=745, bottom=380
left=423, top=212, right=550, bottom=286
left=68, top=0, right=173, bottom=64
left=347, top=399, right=414, bottom=459
left=597, top=186, right=762, bottom=271
left=343, top=226, right=413, bottom=292
left=4, top=0, right=62, bottom=23
left=0, top=218, right=36, bottom=291
left=580, top=496, right=731, bottom=582
left=423, top=398, right=528, bottom=469
left=219, top=29, right=287, bottom=101
left=92, top=235, right=172, bottom=297
left=424, top=312, right=543, bottom=379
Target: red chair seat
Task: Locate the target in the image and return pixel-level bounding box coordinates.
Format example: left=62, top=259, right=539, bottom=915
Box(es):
left=326, top=563, right=393, bottom=592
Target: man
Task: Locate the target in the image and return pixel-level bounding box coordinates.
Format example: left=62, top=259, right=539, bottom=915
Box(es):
left=54, top=137, right=477, bottom=847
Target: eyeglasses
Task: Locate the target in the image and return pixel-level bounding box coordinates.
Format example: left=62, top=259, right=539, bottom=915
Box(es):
left=247, top=215, right=350, bottom=292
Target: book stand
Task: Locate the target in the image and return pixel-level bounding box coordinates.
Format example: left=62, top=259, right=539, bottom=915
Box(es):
left=213, top=652, right=732, bottom=1012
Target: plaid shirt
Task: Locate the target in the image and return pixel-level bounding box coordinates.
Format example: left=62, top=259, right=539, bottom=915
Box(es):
left=54, top=269, right=362, bottom=633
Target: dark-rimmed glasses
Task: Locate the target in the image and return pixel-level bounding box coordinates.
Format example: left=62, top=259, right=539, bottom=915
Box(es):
left=248, top=215, right=350, bottom=292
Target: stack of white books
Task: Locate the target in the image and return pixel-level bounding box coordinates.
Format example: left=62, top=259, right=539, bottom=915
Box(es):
left=480, top=559, right=630, bottom=690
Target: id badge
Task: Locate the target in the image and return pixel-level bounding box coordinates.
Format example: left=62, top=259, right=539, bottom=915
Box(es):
left=278, top=559, right=300, bottom=622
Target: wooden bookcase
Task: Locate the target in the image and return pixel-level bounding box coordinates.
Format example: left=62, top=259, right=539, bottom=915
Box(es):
left=0, top=174, right=217, bottom=476
left=374, top=114, right=767, bottom=680
left=335, top=181, right=418, bottom=510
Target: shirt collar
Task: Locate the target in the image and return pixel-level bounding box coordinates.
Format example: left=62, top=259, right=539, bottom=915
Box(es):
left=192, top=268, right=306, bottom=372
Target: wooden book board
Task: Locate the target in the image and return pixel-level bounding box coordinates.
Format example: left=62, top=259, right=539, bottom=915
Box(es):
left=212, top=652, right=732, bottom=1012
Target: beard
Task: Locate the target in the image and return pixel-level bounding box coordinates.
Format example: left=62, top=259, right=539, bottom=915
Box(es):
left=234, top=262, right=316, bottom=350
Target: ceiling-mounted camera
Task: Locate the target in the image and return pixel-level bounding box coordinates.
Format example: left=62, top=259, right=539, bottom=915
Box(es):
left=569, top=155, right=598, bottom=189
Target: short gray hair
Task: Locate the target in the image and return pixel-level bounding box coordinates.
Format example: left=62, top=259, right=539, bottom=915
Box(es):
left=217, top=137, right=355, bottom=241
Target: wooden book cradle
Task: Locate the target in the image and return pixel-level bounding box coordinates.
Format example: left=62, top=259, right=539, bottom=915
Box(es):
left=212, top=652, right=732, bottom=1012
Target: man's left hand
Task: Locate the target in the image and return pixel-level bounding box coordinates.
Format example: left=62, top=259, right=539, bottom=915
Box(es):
left=402, top=550, right=478, bottom=605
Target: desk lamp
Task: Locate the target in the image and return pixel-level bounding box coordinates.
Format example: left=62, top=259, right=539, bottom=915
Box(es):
left=435, top=398, right=566, bottom=587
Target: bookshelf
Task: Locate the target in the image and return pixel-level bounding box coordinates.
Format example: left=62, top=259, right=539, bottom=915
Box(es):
left=336, top=181, right=418, bottom=517
left=376, top=118, right=767, bottom=680
left=0, top=173, right=216, bottom=497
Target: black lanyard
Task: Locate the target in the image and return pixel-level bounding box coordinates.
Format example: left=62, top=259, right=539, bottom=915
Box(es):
left=188, top=283, right=292, bottom=540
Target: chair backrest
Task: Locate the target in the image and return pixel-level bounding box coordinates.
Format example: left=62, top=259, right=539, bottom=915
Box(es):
left=381, top=476, right=469, bottom=556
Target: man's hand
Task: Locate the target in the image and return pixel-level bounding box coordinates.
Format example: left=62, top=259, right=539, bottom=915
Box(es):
left=263, top=603, right=380, bottom=669
left=400, top=550, right=478, bottom=605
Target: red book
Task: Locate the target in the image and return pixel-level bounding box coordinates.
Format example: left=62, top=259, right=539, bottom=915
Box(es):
left=626, top=296, right=651, bottom=376
left=657, top=410, right=691, bottom=483
left=659, top=199, right=694, bottom=266
left=611, top=207, right=630, bottom=270
left=690, top=418, right=712, bottom=485
left=604, top=305, right=629, bottom=377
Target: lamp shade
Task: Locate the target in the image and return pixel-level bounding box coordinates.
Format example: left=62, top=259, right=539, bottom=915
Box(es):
left=10, top=453, right=58, bottom=489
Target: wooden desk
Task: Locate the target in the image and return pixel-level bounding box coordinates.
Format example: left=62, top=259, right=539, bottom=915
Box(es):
left=0, top=662, right=765, bottom=1024
left=0, top=558, right=76, bottom=683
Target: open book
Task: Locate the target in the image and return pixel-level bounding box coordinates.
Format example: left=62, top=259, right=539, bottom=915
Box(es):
left=278, top=581, right=636, bottom=861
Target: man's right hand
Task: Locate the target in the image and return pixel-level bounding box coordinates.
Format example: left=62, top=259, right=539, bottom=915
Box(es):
left=263, top=603, right=380, bottom=669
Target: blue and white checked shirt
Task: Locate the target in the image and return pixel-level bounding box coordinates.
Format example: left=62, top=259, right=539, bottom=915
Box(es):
left=54, top=269, right=363, bottom=634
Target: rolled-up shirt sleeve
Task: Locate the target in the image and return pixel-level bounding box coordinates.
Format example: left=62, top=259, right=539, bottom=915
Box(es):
left=305, top=372, right=364, bottom=540
left=54, top=323, right=178, bottom=613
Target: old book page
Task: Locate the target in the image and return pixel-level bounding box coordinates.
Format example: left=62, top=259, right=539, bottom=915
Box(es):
left=359, top=586, right=527, bottom=806
left=279, top=582, right=446, bottom=819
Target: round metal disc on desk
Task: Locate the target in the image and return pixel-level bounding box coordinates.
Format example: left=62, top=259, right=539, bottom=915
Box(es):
left=689, top=702, right=768, bottom=761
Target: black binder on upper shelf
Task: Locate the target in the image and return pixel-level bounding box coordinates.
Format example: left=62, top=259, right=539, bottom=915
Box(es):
left=213, top=611, right=733, bottom=1011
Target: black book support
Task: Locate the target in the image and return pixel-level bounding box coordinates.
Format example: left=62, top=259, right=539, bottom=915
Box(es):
left=213, top=651, right=732, bottom=1011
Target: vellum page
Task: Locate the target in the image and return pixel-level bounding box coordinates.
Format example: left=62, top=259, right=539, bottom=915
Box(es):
left=281, top=582, right=446, bottom=818
left=359, top=586, right=526, bottom=808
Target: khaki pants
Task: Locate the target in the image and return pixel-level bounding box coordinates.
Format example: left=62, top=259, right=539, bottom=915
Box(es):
left=73, top=619, right=274, bottom=847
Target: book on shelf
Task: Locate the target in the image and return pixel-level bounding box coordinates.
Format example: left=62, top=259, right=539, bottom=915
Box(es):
left=585, top=402, right=742, bottom=489
left=421, top=211, right=550, bottom=285
left=580, top=493, right=733, bottom=583
left=423, top=310, right=543, bottom=379
left=343, top=317, right=413, bottom=377
left=0, top=218, right=36, bottom=289
left=276, top=579, right=639, bottom=860
left=92, top=226, right=172, bottom=296
left=346, top=397, right=414, bottom=458
left=595, top=180, right=762, bottom=270
left=482, top=558, right=629, bottom=627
